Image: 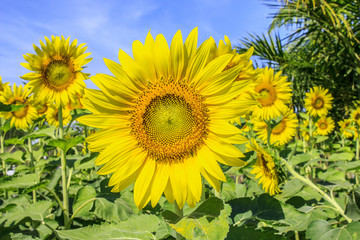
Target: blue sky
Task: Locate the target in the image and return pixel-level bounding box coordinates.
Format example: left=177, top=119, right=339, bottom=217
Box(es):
left=0, top=0, right=277, bottom=88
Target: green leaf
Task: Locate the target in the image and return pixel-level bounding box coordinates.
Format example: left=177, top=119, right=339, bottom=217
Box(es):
left=227, top=226, right=289, bottom=240
left=315, top=136, right=328, bottom=143
left=74, top=152, right=97, bottom=171
left=170, top=203, right=231, bottom=240
left=57, top=215, right=161, bottom=240
left=0, top=173, right=39, bottom=189
left=73, top=185, right=97, bottom=218
left=0, top=201, right=53, bottom=227
left=23, top=125, right=57, bottom=139
left=47, top=135, right=84, bottom=152
left=0, top=150, right=24, bottom=164
left=93, top=197, right=134, bottom=222
left=290, top=153, right=312, bottom=165
left=326, top=152, right=354, bottom=161
left=162, top=210, right=182, bottom=224
left=4, top=138, right=25, bottom=145
left=0, top=102, right=25, bottom=112
left=306, top=220, right=360, bottom=240
left=188, top=197, right=224, bottom=219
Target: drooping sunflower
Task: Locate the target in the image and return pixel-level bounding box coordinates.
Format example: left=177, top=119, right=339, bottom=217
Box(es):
left=249, top=140, right=281, bottom=196
left=304, top=86, right=333, bottom=117
left=315, top=116, right=335, bottom=136
left=46, top=103, right=71, bottom=127
left=338, top=119, right=353, bottom=138
left=79, top=28, right=252, bottom=209
left=250, top=67, right=292, bottom=120
left=21, top=36, right=92, bottom=107
left=253, top=108, right=298, bottom=146
left=351, top=108, right=360, bottom=126
left=0, top=84, right=38, bottom=129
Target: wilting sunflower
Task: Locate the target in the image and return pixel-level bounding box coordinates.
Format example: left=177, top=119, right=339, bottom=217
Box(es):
left=304, top=86, right=333, bottom=117
left=253, top=108, right=298, bottom=146
left=79, top=28, right=252, bottom=209
left=250, top=67, right=292, bottom=120
left=0, top=84, right=38, bottom=129
left=338, top=119, right=353, bottom=138
left=46, top=103, right=71, bottom=127
left=315, top=116, right=335, bottom=136
left=249, top=140, right=281, bottom=195
left=351, top=108, right=360, bottom=126
left=21, top=36, right=92, bottom=107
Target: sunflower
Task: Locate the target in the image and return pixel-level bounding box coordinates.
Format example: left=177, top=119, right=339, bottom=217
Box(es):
left=21, top=36, right=92, bottom=107
left=0, top=84, right=38, bottom=129
left=315, top=116, right=335, bottom=136
left=338, top=119, right=353, bottom=138
left=351, top=108, right=360, bottom=126
left=304, top=86, right=333, bottom=117
left=79, top=28, right=252, bottom=209
left=46, top=103, right=71, bottom=127
left=0, top=76, right=9, bottom=97
left=249, top=140, right=281, bottom=195
left=249, top=67, right=292, bottom=120
left=253, top=108, right=298, bottom=146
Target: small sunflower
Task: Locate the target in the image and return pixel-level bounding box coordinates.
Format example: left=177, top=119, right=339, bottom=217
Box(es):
left=79, top=28, right=252, bottom=209
left=315, top=116, right=335, bottom=136
left=0, top=84, right=38, bottom=129
left=46, top=103, right=71, bottom=127
left=338, top=119, right=353, bottom=138
left=253, top=108, right=298, bottom=146
left=250, top=67, right=292, bottom=120
left=304, top=86, right=333, bottom=117
left=249, top=140, right=281, bottom=196
left=0, top=76, right=9, bottom=97
left=21, top=36, right=92, bottom=107
left=301, top=129, right=310, bottom=141
left=351, top=108, right=360, bottom=126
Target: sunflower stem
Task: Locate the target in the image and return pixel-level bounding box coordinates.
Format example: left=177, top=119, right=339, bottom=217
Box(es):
left=266, top=122, right=272, bottom=148
left=356, top=127, right=359, bottom=160
left=27, top=136, right=37, bottom=204
left=308, top=117, right=313, bottom=151
left=0, top=124, right=7, bottom=199
left=174, top=201, right=185, bottom=240
left=58, top=107, right=70, bottom=229
left=84, top=125, right=88, bottom=153
left=280, top=157, right=352, bottom=223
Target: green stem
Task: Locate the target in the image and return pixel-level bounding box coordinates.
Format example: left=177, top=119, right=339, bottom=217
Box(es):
left=295, top=231, right=300, bottom=240
left=58, top=107, right=70, bottom=229
left=174, top=201, right=185, bottom=240
left=341, top=134, right=345, bottom=148
left=356, top=128, right=359, bottom=160
left=69, top=197, right=97, bottom=224
left=84, top=125, right=89, bottom=153
left=44, top=186, right=64, bottom=211
left=266, top=122, right=272, bottom=148
left=28, top=137, right=37, bottom=204
left=309, top=117, right=313, bottom=151
left=280, top=157, right=352, bottom=223
left=0, top=126, right=7, bottom=199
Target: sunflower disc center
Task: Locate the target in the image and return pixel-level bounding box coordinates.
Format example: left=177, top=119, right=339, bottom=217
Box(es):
left=256, top=85, right=277, bottom=107
left=271, top=120, right=286, bottom=135
left=319, top=122, right=328, bottom=130
left=44, top=60, right=75, bottom=90
left=313, top=97, right=324, bottom=109
left=131, top=81, right=209, bottom=163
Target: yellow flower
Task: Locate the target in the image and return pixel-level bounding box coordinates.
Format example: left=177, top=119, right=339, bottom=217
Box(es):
left=0, top=76, right=9, bottom=98
left=68, top=92, right=85, bottom=111
left=338, top=119, right=353, bottom=138
left=315, top=116, right=335, bottom=136
left=0, top=84, right=38, bottom=129
left=78, top=28, right=252, bottom=209
left=21, top=36, right=92, bottom=107
left=46, top=103, right=71, bottom=127
left=253, top=108, right=298, bottom=146
left=249, top=140, right=281, bottom=196
left=251, top=67, right=292, bottom=120
left=304, top=86, right=333, bottom=117
left=351, top=108, right=360, bottom=126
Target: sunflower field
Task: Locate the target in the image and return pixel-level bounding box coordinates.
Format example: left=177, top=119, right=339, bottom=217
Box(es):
left=1, top=1, right=360, bottom=240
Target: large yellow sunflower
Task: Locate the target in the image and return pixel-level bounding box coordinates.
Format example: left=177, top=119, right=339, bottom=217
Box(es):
left=249, top=140, right=281, bottom=196
left=351, top=108, right=360, bottom=126
left=338, top=119, right=353, bottom=138
left=46, top=103, right=71, bottom=127
left=304, top=86, right=333, bottom=117
left=253, top=107, right=298, bottom=146
left=0, top=84, right=38, bottom=129
left=315, top=116, right=335, bottom=136
left=79, top=28, right=252, bottom=209
left=21, top=36, right=92, bottom=107
left=250, top=67, right=292, bottom=120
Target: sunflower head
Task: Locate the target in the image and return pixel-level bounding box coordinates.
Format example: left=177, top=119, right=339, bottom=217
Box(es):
left=338, top=119, right=353, bottom=138
left=305, top=86, right=333, bottom=117
left=249, top=140, right=281, bottom=196
left=46, top=103, right=71, bottom=127
left=0, top=76, right=9, bottom=97
left=78, top=28, right=252, bottom=209
left=351, top=108, right=360, bottom=126
left=253, top=107, right=298, bottom=146
left=251, top=67, right=292, bottom=120
left=315, top=116, right=335, bottom=136
left=21, top=36, right=92, bottom=107
left=0, top=84, right=38, bottom=129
